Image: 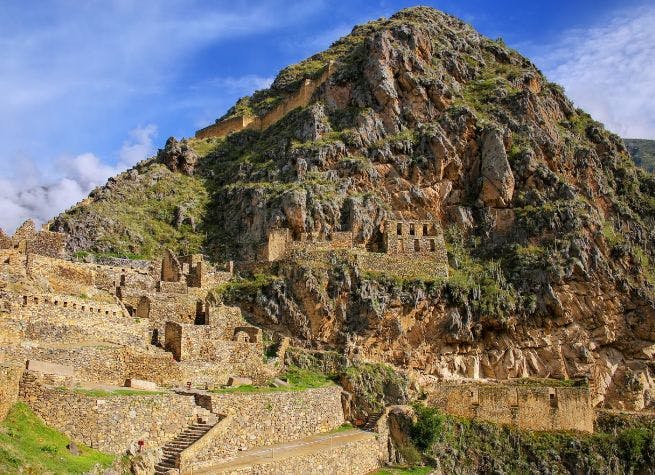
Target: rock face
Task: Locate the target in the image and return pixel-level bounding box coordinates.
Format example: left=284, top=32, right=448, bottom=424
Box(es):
left=479, top=128, right=514, bottom=206
left=158, top=137, right=198, bottom=175
left=54, top=7, right=655, bottom=410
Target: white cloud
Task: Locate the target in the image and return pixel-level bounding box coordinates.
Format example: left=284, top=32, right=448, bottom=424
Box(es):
left=203, top=75, right=274, bottom=94
left=530, top=4, right=655, bottom=139
left=0, top=125, right=157, bottom=234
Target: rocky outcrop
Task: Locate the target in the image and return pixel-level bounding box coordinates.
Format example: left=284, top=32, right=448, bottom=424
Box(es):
left=158, top=137, right=198, bottom=175
left=478, top=127, right=514, bottom=207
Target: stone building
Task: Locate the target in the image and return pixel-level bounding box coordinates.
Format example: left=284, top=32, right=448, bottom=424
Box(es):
left=383, top=219, right=446, bottom=256
left=0, top=219, right=67, bottom=258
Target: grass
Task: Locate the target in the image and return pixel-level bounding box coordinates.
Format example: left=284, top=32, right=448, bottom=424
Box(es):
left=511, top=377, right=589, bottom=388
left=371, top=467, right=433, bottom=475
left=0, top=403, right=114, bottom=474
left=65, top=388, right=167, bottom=397
left=211, top=366, right=335, bottom=394
left=327, top=423, right=354, bottom=434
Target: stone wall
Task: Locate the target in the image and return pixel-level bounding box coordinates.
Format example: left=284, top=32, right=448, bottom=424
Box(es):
left=19, top=372, right=198, bottom=453
left=205, top=304, right=248, bottom=339
left=15, top=293, right=148, bottom=346
left=192, top=386, right=345, bottom=462
left=8, top=220, right=67, bottom=258
left=0, top=363, right=23, bottom=420
left=425, top=381, right=594, bottom=432
left=195, top=115, right=256, bottom=140
left=164, top=322, right=268, bottom=384
left=265, top=228, right=290, bottom=262
left=4, top=345, right=179, bottom=386
left=190, top=431, right=380, bottom=475
left=383, top=219, right=448, bottom=259
left=355, top=251, right=449, bottom=279
left=195, top=63, right=333, bottom=140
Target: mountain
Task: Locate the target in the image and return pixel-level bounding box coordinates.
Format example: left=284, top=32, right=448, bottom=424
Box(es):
left=625, top=138, right=655, bottom=173
left=53, top=6, right=655, bottom=413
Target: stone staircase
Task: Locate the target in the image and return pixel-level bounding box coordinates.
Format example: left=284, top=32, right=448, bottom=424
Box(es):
left=362, top=410, right=384, bottom=431
left=154, top=408, right=218, bottom=474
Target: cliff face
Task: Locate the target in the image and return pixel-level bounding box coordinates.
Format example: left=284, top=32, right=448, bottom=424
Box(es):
left=53, top=7, right=655, bottom=409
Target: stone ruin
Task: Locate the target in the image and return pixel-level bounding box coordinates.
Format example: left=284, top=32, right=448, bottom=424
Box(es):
left=262, top=218, right=449, bottom=277
left=0, top=219, right=67, bottom=258
left=195, top=62, right=335, bottom=140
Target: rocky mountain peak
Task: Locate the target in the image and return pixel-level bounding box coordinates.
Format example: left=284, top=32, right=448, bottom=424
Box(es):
left=51, top=6, right=655, bottom=411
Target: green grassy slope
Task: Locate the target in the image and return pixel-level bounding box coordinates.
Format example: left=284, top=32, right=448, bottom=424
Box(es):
left=0, top=403, right=114, bottom=474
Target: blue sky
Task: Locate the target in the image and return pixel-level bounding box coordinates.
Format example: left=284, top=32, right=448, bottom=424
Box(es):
left=1, top=0, right=654, bottom=232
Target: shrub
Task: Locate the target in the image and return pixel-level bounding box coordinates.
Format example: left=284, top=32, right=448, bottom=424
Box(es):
left=410, top=404, right=445, bottom=451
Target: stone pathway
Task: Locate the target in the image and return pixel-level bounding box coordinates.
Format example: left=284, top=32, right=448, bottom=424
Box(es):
left=193, top=429, right=376, bottom=474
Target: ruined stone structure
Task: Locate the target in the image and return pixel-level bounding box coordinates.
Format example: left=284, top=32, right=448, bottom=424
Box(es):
left=0, top=219, right=67, bottom=258
left=424, top=381, right=594, bottom=432
left=195, top=62, right=334, bottom=140
left=161, top=249, right=206, bottom=288
left=383, top=219, right=446, bottom=256
left=263, top=219, right=449, bottom=278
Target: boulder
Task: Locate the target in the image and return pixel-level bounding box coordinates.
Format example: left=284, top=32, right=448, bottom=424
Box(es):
left=478, top=128, right=515, bottom=207
left=271, top=378, right=290, bottom=388
left=227, top=376, right=252, bottom=387
left=125, top=378, right=158, bottom=391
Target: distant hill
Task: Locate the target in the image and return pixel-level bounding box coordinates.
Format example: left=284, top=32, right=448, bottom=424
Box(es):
left=625, top=138, right=655, bottom=173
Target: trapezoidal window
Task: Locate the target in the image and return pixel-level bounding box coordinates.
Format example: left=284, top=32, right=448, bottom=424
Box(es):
left=549, top=392, right=558, bottom=408
left=409, top=223, right=415, bottom=236
left=414, top=239, right=420, bottom=252
left=423, top=224, right=428, bottom=236
left=396, top=223, right=402, bottom=235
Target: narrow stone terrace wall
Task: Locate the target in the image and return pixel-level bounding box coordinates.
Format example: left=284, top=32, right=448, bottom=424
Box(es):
left=425, top=382, right=594, bottom=432
left=0, top=363, right=23, bottom=420
left=4, top=345, right=181, bottom=386
left=19, top=372, right=197, bottom=454
left=15, top=294, right=148, bottom=346
left=192, top=432, right=380, bottom=475
left=193, top=386, right=345, bottom=462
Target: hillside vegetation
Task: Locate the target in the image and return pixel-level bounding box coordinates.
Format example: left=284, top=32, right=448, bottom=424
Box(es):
left=625, top=138, right=655, bottom=173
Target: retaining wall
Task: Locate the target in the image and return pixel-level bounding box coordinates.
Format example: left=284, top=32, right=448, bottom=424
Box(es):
left=192, top=385, right=345, bottom=462
left=0, top=363, right=23, bottom=420
left=425, top=382, right=594, bottom=432
left=19, top=372, right=198, bottom=453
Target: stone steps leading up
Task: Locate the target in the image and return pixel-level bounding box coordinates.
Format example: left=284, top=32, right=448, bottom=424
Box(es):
left=362, top=410, right=384, bottom=431
left=190, top=429, right=380, bottom=475
left=154, top=421, right=216, bottom=475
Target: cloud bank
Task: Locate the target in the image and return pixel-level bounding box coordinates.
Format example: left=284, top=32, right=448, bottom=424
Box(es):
left=0, top=125, right=157, bottom=234
left=532, top=4, right=655, bottom=139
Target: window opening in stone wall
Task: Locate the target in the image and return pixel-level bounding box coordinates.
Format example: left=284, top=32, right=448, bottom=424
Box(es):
left=423, top=224, right=428, bottom=235
left=414, top=239, right=420, bottom=251
left=396, top=223, right=402, bottom=235
left=430, top=239, right=436, bottom=251
left=549, top=392, right=558, bottom=408
left=410, top=224, right=415, bottom=236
